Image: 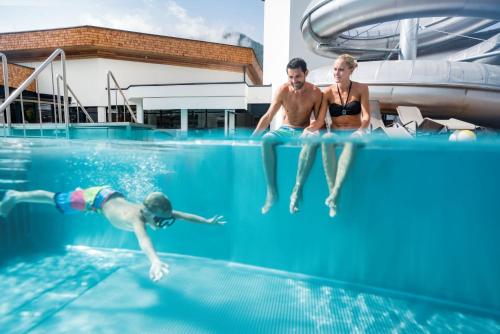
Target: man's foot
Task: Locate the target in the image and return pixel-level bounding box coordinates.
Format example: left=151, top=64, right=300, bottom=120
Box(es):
left=0, top=190, right=17, bottom=218
left=289, top=185, right=301, bottom=214
left=261, top=191, right=277, bottom=214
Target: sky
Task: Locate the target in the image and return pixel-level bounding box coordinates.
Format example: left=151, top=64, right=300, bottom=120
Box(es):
left=0, top=0, right=264, bottom=44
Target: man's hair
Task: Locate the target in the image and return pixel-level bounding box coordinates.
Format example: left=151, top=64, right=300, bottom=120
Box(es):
left=286, top=58, right=307, bottom=73
left=144, top=192, right=172, bottom=214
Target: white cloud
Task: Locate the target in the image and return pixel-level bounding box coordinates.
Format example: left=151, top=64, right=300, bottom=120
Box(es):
left=161, top=1, right=228, bottom=43
left=79, top=13, right=162, bottom=35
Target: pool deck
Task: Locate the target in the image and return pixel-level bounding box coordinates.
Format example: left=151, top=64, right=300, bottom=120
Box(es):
left=1, top=247, right=500, bottom=334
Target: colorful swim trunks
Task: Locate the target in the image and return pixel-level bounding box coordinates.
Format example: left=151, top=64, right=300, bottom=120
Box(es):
left=54, top=186, right=122, bottom=215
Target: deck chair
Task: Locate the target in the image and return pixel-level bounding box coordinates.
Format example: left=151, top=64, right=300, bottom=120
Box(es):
left=369, top=101, right=413, bottom=138
left=396, top=106, right=445, bottom=135
left=432, top=118, right=477, bottom=130
left=369, top=100, right=385, bottom=131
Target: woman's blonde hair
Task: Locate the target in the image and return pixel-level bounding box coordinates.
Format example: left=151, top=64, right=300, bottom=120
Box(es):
left=337, top=54, right=358, bottom=70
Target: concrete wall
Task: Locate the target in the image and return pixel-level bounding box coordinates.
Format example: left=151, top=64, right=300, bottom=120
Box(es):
left=18, top=58, right=245, bottom=108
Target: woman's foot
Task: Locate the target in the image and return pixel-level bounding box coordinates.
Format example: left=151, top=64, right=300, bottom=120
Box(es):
left=289, top=184, right=301, bottom=214
left=324, top=193, right=337, bottom=218
left=328, top=203, right=337, bottom=218
left=0, top=190, right=18, bottom=218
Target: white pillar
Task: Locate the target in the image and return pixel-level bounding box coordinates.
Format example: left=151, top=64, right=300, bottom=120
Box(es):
left=97, top=106, right=107, bottom=123
left=130, top=98, right=144, bottom=124
left=224, top=109, right=235, bottom=136
left=399, top=19, right=419, bottom=60
left=180, top=108, right=188, bottom=133
left=263, top=0, right=330, bottom=130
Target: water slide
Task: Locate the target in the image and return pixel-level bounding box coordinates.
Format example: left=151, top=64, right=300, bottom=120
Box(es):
left=301, top=0, right=500, bottom=127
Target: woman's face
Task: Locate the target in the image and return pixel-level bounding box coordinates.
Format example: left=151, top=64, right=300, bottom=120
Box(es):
left=333, top=59, right=352, bottom=83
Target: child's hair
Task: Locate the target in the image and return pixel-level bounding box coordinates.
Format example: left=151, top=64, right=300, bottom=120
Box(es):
left=337, top=54, right=358, bottom=70
left=143, top=192, right=172, bottom=213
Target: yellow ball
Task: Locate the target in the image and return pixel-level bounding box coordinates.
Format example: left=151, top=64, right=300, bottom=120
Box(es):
left=449, top=130, right=476, bottom=142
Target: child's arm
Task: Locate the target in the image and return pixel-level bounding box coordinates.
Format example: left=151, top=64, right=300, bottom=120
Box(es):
left=132, top=221, right=169, bottom=282
left=172, top=210, right=226, bottom=225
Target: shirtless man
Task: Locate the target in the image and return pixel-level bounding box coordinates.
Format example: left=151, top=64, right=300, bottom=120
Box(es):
left=0, top=186, right=225, bottom=282
left=252, top=58, right=323, bottom=214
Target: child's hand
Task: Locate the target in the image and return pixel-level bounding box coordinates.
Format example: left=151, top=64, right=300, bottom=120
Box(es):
left=149, top=260, right=169, bottom=282
left=207, top=215, right=226, bottom=225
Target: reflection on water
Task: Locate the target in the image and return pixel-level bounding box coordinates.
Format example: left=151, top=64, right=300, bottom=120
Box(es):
left=1, top=247, right=499, bottom=334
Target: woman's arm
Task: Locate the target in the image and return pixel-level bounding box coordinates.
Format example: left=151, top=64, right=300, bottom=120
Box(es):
left=306, top=88, right=327, bottom=132
left=358, top=83, right=371, bottom=131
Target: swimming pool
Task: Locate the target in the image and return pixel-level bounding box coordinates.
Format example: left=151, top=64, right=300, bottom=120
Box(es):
left=1, top=136, right=500, bottom=333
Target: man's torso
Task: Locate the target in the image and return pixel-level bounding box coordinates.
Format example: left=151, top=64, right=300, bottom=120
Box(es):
left=281, top=82, right=320, bottom=128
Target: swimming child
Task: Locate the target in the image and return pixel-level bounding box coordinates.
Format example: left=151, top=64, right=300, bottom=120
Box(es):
left=0, top=186, right=226, bottom=282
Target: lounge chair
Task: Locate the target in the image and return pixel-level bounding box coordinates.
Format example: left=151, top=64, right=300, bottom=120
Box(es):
left=369, top=100, right=385, bottom=131
left=396, top=106, right=444, bottom=134
left=370, top=101, right=413, bottom=138
left=396, top=106, right=477, bottom=135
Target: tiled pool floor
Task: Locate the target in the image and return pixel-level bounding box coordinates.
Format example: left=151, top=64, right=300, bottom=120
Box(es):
left=1, top=247, right=499, bottom=334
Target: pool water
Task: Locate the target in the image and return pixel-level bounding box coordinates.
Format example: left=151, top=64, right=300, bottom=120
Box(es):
left=1, top=136, right=500, bottom=333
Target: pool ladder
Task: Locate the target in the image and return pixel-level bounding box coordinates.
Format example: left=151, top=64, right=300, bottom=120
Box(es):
left=0, top=140, right=31, bottom=194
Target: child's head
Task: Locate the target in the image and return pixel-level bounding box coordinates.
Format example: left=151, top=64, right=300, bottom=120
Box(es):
left=143, top=192, right=175, bottom=229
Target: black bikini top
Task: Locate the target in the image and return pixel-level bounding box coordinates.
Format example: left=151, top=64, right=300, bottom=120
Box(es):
left=329, top=81, right=361, bottom=117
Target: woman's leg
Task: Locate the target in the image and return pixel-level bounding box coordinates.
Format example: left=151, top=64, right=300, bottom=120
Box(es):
left=323, top=141, right=355, bottom=217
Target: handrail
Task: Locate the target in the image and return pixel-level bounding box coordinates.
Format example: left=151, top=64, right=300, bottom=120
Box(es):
left=0, top=48, right=69, bottom=136
left=0, top=53, right=11, bottom=134
left=107, top=71, right=138, bottom=123
left=56, top=74, right=94, bottom=123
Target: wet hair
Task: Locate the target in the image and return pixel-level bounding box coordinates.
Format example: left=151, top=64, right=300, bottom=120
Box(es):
left=286, top=58, right=308, bottom=73
left=143, top=192, right=172, bottom=214
left=337, top=54, right=358, bottom=70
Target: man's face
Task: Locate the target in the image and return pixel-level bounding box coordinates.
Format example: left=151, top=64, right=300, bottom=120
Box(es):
left=287, top=68, right=307, bottom=90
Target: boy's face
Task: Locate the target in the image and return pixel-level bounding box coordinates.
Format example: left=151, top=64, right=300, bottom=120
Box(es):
left=145, top=208, right=175, bottom=229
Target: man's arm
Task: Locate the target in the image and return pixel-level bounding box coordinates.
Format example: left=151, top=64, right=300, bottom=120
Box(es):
left=252, top=87, right=285, bottom=136
left=132, top=221, right=169, bottom=282
left=172, top=210, right=226, bottom=225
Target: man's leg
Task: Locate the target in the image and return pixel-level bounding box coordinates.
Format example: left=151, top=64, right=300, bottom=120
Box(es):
left=261, top=133, right=280, bottom=214
left=290, top=143, right=318, bottom=214
left=0, top=190, right=56, bottom=217
left=323, top=141, right=355, bottom=217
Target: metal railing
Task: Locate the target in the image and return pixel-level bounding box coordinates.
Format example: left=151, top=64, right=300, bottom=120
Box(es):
left=0, top=48, right=69, bottom=137
left=107, top=71, right=138, bottom=123
left=56, top=74, right=94, bottom=123
left=0, top=53, right=11, bottom=136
